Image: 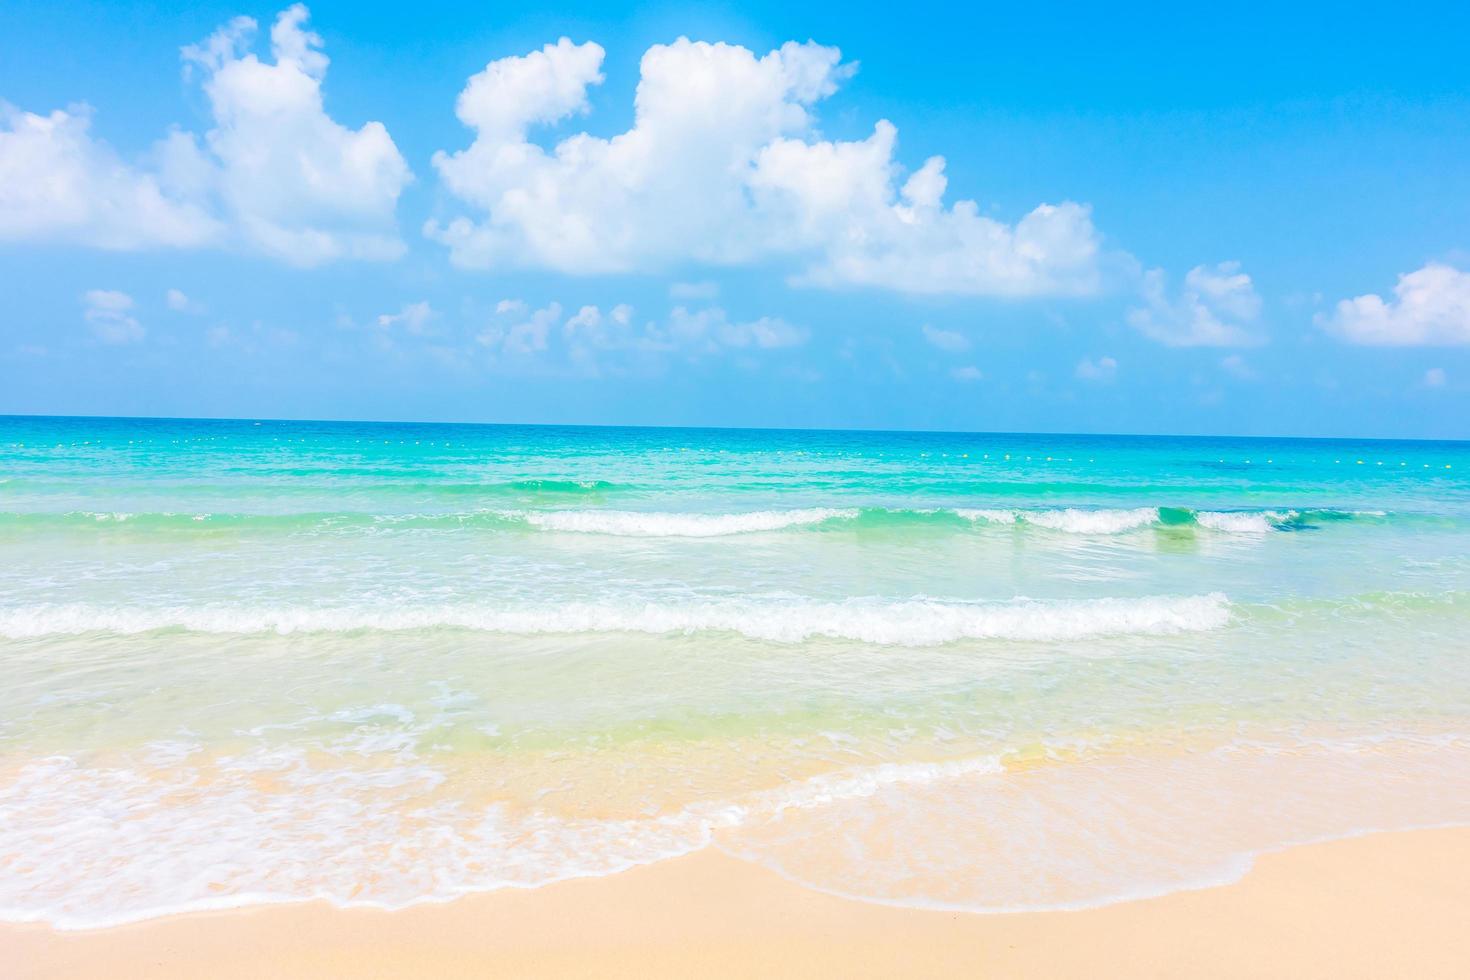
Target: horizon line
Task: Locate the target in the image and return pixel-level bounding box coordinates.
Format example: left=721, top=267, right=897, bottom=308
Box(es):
left=1, top=412, right=1466, bottom=446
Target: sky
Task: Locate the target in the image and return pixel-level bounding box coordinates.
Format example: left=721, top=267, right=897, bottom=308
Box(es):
left=2, top=1, right=1469, bottom=438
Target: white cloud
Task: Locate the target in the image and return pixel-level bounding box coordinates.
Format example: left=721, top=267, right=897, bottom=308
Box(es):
left=565, top=305, right=604, bottom=332
left=428, top=38, right=1102, bottom=296
left=1424, top=367, right=1447, bottom=388
left=473, top=300, right=807, bottom=372
left=714, top=314, right=806, bottom=349
left=921, top=324, right=970, bottom=352
left=177, top=5, right=413, bottom=265
left=479, top=302, right=562, bottom=354
left=563, top=303, right=634, bottom=335
left=0, top=6, right=410, bottom=265
left=0, top=104, right=220, bottom=249
left=1075, top=355, right=1117, bottom=381
left=562, top=304, right=643, bottom=361
left=1127, top=261, right=1262, bottom=347
left=950, top=365, right=983, bottom=382
left=166, top=288, right=204, bottom=313
left=377, top=300, right=434, bottom=334
left=1322, top=263, right=1470, bottom=346
left=82, top=289, right=144, bottom=344
left=663, top=306, right=808, bottom=351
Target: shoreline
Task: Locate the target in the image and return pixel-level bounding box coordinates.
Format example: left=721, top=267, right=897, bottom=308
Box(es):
left=7, top=826, right=1469, bottom=979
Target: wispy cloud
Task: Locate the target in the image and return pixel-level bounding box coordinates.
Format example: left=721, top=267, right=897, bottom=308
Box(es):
left=669, top=281, right=720, bottom=300
left=1220, top=354, right=1258, bottom=380
left=82, top=289, right=144, bottom=344
left=921, top=324, right=970, bottom=353
left=1127, top=262, right=1262, bottom=347
left=165, top=288, right=205, bottom=314
left=377, top=300, right=435, bottom=335
left=1075, top=355, right=1117, bottom=382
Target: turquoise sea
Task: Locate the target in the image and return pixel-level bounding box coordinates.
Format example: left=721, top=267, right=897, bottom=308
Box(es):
left=2, top=415, right=1469, bottom=927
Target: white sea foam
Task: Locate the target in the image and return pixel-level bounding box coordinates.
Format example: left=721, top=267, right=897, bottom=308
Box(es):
left=728, top=736, right=1470, bottom=914
left=5, top=736, right=1468, bottom=930
left=957, top=507, right=1160, bottom=534
left=1195, top=510, right=1297, bottom=533
left=757, top=755, right=1007, bottom=816
left=1026, top=507, right=1161, bottom=533
left=956, top=507, right=1327, bottom=535
left=953, top=508, right=1022, bottom=525
left=0, top=747, right=1010, bottom=930
left=0, top=594, right=1231, bottom=645
left=510, top=507, right=857, bottom=536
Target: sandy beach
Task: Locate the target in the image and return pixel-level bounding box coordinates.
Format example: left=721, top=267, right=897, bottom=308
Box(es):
left=7, top=826, right=1468, bottom=979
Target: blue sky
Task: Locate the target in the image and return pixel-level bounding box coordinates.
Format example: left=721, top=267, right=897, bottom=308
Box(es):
left=2, top=1, right=1469, bottom=437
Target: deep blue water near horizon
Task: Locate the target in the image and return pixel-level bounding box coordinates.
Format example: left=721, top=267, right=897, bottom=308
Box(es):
left=2, top=414, right=1469, bottom=927
left=4, top=413, right=1468, bottom=514
left=8, top=411, right=1469, bottom=450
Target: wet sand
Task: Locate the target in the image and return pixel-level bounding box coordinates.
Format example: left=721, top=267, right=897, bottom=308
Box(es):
left=6, top=826, right=1469, bottom=978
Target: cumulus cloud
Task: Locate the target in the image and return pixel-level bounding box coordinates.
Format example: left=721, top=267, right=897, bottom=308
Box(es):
left=563, top=303, right=806, bottom=355
left=921, top=324, right=970, bottom=352
left=0, top=104, right=220, bottom=248
left=428, top=38, right=1102, bottom=296
left=1321, top=263, right=1470, bottom=346
left=478, top=302, right=562, bottom=355
left=562, top=303, right=636, bottom=352
left=176, top=4, right=412, bottom=264
left=1075, top=355, right=1117, bottom=381
left=1127, top=261, right=1262, bottom=347
left=708, top=312, right=806, bottom=350
left=82, top=289, right=144, bottom=344
left=0, top=5, right=410, bottom=264
left=472, top=299, right=807, bottom=372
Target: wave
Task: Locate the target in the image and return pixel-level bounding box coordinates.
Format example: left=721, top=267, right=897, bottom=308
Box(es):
left=955, top=506, right=1389, bottom=535
left=956, top=507, right=1160, bottom=534
left=512, top=507, right=857, bottom=537
left=0, top=506, right=1394, bottom=537
left=1194, top=509, right=1296, bottom=533
left=0, top=594, right=1231, bottom=644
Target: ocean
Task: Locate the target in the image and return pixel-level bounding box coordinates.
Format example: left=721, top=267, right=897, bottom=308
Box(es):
left=2, top=415, right=1468, bottom=928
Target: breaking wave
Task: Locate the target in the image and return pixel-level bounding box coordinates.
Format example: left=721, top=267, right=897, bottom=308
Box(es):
left=0, top=593, right=1232, bottom=645
left=513, top=507, right=857, bottom=536
left=0, top=506, right=1393, bottom=537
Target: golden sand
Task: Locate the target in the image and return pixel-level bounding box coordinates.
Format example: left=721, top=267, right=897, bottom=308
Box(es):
left=6, top=827, right=1469, bottom=978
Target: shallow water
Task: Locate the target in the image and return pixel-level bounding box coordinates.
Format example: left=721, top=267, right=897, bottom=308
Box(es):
left=2, top=416, right=1468, bottom=927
